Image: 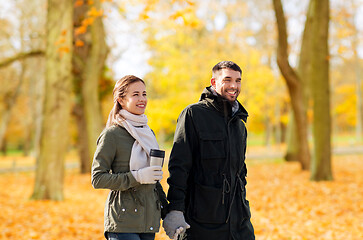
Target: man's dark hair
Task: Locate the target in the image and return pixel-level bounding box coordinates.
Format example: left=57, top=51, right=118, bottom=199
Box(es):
left=212, top=61, right=242, bottom=75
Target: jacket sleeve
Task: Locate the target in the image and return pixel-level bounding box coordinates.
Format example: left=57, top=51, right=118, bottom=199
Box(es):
left=156, top=181, right=168, bottom=219
left=167, top=107, right=197, bottom=212
left=91, top=129, right=139, bottom=191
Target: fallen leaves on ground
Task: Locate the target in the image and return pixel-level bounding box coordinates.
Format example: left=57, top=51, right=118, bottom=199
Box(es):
left=247, top=155, right=363, bottom=240
left=0, top=155, right=362, bottom=240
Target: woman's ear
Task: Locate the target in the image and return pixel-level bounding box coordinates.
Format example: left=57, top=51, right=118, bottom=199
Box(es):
left=117, top=98, right=124, bottom=108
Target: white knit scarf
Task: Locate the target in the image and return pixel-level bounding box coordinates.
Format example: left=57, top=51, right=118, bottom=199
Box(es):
left=114, top=109, right=159, bottom=171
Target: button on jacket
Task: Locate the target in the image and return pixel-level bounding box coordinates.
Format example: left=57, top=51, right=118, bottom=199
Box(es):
left=92, top=125, right=167, bottom=238
left=167, top=87, right=255, bottom=240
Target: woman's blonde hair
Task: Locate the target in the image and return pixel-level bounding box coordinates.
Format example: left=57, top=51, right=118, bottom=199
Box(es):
left=105, top=75, right=145, bottom=127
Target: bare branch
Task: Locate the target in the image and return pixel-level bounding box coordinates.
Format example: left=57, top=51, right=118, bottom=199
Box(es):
left=0, top=50, right=44, bottom=68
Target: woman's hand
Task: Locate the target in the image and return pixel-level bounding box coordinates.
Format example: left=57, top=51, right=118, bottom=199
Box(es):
left=131, top=166, right=163, bottom=184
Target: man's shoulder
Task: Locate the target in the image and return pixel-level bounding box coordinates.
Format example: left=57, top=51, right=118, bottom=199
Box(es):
left=177, top=102, right=216, bottom=124
left=177, top=102, right=209, bottom=119
left=182, top=101, right=210, bottom=112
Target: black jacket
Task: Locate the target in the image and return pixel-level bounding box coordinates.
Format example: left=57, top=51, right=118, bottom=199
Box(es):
left=167, top=87, right=255, bottom=240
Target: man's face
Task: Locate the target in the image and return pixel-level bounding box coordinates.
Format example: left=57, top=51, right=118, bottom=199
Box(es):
left=211, top=68, right=241, bottom=103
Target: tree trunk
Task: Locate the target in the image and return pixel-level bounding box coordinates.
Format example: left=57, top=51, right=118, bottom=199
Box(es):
left=33, top=58, right=46, bottom=159
left=1, top=139, right=7, bottom=155
left=73, top=0, right=108, bottom=173
left=31, top=0, right=73, bottom=200
left=285, top=0, right=314, bottom=162
left=352, top=15, right=362, bottom=142
left=72, top=102, right=90, bottom=173
left=0, top=67, right=25, bottom=151
left=284, top=111, right=298, bottom=161
left=25, top=58, right=45, bottom=157
left=273, top=98, right=281, bottom=144
left=310, top=0, right=332, bottom=181
left=272, top=0, right=310, bottom=170
left=264, top=115, right=272, bottom=147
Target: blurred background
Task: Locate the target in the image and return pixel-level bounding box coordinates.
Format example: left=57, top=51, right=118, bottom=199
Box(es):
left=0, top=0, right=362, bottom=239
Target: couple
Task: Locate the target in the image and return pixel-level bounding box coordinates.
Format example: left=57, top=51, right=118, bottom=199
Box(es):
left=91, top=61, right=255, bottom=240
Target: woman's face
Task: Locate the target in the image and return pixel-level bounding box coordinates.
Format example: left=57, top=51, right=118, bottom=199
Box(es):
left=119, top=81, right=147, bottom=115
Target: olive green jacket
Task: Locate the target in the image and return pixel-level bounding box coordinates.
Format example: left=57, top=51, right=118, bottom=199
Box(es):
left=91, top=125, right=166, bottom=236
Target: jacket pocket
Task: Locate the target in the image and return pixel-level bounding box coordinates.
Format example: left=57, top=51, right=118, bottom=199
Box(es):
left=108, top=190, right=145, bottom=229
left=192, top=183, right=227, bottom=224
left=199, top=131, right=225, bottom=159
left=107, top=191, right=119, bottom=227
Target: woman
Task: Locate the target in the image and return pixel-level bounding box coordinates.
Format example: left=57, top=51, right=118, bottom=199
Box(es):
left=92, top=75, right=167, bottom=240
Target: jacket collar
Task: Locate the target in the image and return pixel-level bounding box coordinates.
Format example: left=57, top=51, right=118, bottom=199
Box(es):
left=199, top=86, right=249, bottom=122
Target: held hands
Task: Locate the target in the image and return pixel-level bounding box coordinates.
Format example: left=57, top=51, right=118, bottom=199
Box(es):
left=131, top=166, right=163, bottom=184
left=173, top=227, right=186, bottom=240
left=163, top=210, right=190, bottom=239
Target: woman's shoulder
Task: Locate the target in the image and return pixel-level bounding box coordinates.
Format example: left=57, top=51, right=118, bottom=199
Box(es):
left=103, top=124, right=126, bottom=134
left=97, top=125, right=130, bottom=141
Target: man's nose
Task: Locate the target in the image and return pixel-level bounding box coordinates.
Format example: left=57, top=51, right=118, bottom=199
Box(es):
left=230, top=81, right=237, bottom=88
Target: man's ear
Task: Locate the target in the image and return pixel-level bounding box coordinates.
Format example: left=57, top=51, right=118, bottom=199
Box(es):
left=211, top=78, right=216, bottom=88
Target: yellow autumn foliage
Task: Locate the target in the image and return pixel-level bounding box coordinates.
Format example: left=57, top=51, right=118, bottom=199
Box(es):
left=142, top=1, right=287, bottom=140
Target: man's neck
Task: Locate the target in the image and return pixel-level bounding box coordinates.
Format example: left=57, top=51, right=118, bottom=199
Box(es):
left=209, top=86, right=239, bottom=115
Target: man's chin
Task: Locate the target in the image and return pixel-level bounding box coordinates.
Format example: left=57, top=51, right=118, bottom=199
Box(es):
left=220, top=93, right=238, bottom=103
left=224, top=97, right=237, bottom=103
left=227, top=96, right=237, bottom=102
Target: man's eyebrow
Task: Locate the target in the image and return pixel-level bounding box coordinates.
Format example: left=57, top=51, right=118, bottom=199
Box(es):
left=223, top=76, right=241, bottom=80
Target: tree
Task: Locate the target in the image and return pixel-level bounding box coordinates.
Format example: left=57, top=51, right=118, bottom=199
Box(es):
left=330, top=0, right=363, bottom=141
left=272, top=0, right=310, bottom=170
left=141, top=1, right=284, bottom=143
left=72, top=0, right=108, bottom=173
left=0, top=0, right=45, bottom=154
left=284, top=0, right=313, bottom=162
left=0, top=51, right=43, bottom=68
left=310, top=0, right=332, bottom=181
left=31, top=0, right=73, bottom=200
left=0, top=70, right=24, bottom=153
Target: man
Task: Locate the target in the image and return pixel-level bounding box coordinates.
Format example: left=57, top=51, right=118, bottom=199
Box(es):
left=163, top=61, right=255, bottom=240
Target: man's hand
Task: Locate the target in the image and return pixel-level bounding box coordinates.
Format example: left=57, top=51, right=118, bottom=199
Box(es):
left=173, top=226, right=186, bottom=240
left=162, top=210, right=190, bottom=239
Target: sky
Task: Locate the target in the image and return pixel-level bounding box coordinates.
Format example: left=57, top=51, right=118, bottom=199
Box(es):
left=103, top=3, right=152, bottom=79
